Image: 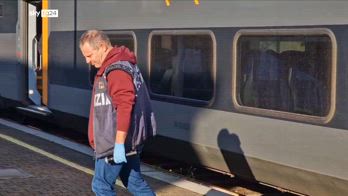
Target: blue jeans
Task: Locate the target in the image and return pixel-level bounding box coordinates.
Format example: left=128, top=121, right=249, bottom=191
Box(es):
left=92, top=154, right=155, bottom=196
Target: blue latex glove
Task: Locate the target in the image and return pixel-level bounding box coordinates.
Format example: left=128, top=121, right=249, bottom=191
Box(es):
left=113, top=143, right=127, bottom=164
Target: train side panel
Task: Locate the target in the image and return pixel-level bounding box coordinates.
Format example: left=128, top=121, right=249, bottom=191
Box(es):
left=0, top=1, right=26, bottom=105
left=47, top=1, right=91, bottom=117
left=148, top=100, right=348, bottom=196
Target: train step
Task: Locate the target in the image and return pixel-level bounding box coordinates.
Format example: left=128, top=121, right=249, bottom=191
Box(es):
left=16, top=105, right=52, bottom=116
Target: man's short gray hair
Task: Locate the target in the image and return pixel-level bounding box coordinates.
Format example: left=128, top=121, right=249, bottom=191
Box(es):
left=79, top=29, right=111, bottom=49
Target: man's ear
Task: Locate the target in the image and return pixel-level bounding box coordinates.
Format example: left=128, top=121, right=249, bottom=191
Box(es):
left=99, top=42, right=108, bottom=52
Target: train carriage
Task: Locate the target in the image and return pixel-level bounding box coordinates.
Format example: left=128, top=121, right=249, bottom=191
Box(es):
left=0, top=1, right=348, bottom=195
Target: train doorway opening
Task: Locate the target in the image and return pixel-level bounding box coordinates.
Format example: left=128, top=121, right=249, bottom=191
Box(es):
left=27, top=1, right=42, bottom=106
left=17, top=0, right=51, bottom=116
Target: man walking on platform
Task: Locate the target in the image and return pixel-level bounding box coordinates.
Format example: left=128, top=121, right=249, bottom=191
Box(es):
left=80, top=29, right=155, bottom=196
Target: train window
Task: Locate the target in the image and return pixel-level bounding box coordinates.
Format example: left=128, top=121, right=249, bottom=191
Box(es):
left=0, top=4, right=3, bottom=17
left=150, top=32, right=215, bottom=102
left=107, top=33, right=135, bottom=53
left=234, top=29, right=336, bottom=122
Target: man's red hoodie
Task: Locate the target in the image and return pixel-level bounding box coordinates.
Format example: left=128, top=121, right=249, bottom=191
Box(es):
left=88, top=46, right=136, bottom=148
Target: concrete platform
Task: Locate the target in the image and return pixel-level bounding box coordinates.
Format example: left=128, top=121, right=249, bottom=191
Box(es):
left=0, top=119, right=228, bottom=196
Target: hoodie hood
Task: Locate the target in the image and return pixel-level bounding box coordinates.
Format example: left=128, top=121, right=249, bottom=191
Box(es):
left=96, top=46, right=136, bottom=76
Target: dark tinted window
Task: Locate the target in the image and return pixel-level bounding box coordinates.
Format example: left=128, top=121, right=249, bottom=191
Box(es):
left=108, top=33, right=135, bottom=52
left=150, top=34, right=214, bottom=101
left=0, top=5, right=3, bottom=17
left=237, top=35, right=332, bottom=116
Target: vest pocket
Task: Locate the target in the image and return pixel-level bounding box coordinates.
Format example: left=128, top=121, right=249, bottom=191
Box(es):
left=94, top=108, right=116, bottom=157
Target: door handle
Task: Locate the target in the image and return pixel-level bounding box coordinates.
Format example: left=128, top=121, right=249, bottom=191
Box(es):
left=32, top=37, right=42, bottom=71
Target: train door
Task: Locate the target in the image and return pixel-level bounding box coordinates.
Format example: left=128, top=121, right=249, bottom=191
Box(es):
left=28, top=1, right=42, bottom=106
left=17, top=0, right=51, bottom=116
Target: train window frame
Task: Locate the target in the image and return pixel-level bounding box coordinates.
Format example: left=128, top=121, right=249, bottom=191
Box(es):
left=232, top=28, right=337, bottom=124
left=148, top=30, right=216, bottom=106
left=88, top=31, right=137, bottom=87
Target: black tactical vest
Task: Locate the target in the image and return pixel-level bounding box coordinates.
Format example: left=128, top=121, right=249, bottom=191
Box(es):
left=93, top=61, right=156, bottom=158
left=93, top=71, right=116, bottom=158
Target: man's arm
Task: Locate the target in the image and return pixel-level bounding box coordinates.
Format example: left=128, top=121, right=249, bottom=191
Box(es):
left=115, top=131, right=127, bottom=144
left=107, top=70, right=135, bottom=163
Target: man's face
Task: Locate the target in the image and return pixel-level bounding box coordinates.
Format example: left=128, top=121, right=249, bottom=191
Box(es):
left=80, top=42, right=104, bottom=68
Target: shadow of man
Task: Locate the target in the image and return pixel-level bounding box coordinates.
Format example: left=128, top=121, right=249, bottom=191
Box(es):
left=217, top=128, right=255, bottom=181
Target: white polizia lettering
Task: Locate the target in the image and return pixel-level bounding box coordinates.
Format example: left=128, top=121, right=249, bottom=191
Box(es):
left=94, top=93, right=111, bottom=106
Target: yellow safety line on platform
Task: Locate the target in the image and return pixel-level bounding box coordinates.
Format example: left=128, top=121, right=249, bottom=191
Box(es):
left=0, top=133, right=94, bottom=176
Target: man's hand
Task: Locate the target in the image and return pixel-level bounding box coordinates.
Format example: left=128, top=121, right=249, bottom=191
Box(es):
left=113, top=143, right=127, bottom=164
